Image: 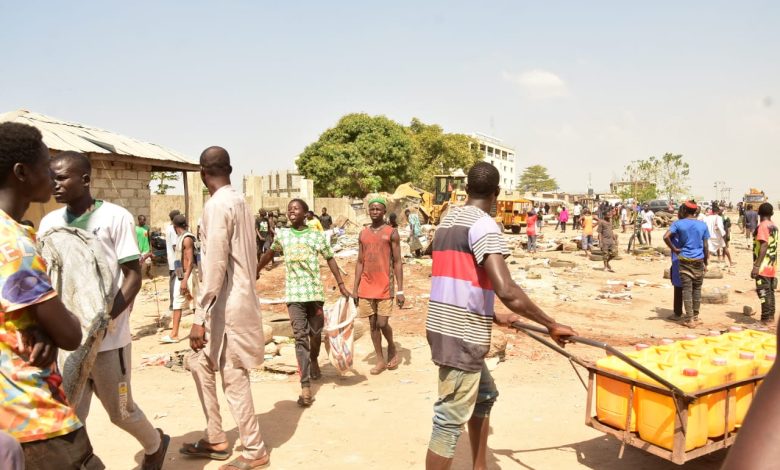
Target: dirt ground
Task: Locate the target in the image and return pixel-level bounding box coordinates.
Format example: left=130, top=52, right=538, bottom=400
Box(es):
left=87, top=212, right=769, bottom=469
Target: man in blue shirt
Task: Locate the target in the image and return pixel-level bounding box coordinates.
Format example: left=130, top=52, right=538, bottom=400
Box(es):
left=664, top=201, right=710, bottom=328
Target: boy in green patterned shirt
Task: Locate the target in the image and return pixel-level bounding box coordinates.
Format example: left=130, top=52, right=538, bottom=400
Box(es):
left=258, top=199, right=351, bottom=406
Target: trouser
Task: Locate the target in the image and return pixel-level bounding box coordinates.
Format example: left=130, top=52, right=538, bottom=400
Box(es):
left=527, top=235, right=537, bottom=252
left=560, top=221, right=567, bottom=232
left=168, top=270, right=176, bottom=310
left=21, top=427, right=104, bottom=470
left=679, top=259, right=705, bottom=320
left=756, top=276, right=778, bottom=321
left=1, top=431, right=24, bottom=470
left=572, top=215, right=580, bottom=228
left=673, top=286, right=683, bottom=317
left=287, top=301, right=324, bottom=386
left=76, top=344, right=161, bottom=455
left=189, top=343, right=266, bottom=460
left=428, top=363, right=499, bottom=458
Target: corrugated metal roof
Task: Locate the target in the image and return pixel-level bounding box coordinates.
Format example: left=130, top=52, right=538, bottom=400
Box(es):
left=0, top=109, right=198, bottom=169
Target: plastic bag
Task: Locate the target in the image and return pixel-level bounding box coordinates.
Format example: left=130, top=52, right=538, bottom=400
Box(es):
left=323, top=296, right=357, bottom=374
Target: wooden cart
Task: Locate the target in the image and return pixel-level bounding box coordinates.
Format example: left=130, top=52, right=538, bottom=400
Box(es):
left=512, top=322, right=766, bottom=465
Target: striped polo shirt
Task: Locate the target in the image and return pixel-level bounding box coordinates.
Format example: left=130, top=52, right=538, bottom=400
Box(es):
left=426, top=205, right=510, bottom=372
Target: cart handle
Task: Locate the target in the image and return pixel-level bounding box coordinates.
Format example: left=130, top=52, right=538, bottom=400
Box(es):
left=510, top=321, right=696, bottom=402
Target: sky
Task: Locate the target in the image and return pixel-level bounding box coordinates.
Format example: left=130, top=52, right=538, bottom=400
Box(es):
left=2, top=1, right=778, bottom=201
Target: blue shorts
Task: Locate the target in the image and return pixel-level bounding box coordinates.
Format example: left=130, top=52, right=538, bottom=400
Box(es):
left=581, top=235, right=593, bottom=250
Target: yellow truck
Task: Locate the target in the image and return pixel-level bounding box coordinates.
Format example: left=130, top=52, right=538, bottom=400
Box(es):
left=494, top=196, right=533, bottom=233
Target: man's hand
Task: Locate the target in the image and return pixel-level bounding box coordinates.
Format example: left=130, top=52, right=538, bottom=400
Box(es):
left=548, top=323, right=577, bottom=347
left=396, top=293, right=405, bottom=308
left=338, top=283, right=352, bottom=299
left=189, top=323, right=207, bottom=352
left=751, top=266, right=760, bottom=279
left=672, top=246, right=682, bottom=255
left=20, top=327, right=60, bottom=368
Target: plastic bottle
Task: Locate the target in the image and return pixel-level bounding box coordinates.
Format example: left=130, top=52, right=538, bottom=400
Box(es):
left=756, top=352, right=776, bottom=390
left=636, top=365, right=708, bottom=451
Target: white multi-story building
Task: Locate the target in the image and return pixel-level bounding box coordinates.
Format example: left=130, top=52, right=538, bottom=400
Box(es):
left=472, top=132, right=516, bottom=194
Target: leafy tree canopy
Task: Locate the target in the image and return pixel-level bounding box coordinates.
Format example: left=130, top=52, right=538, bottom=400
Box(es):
left=518, top=165, right=558, bottom=192
left=407, top=118, right=482, bottom=192
left=622, top=153, right=689, bottom=201
left=296, top=113, right=413, bottom=197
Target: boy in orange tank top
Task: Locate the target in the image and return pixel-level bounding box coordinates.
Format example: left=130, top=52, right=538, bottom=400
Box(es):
left=353, top=198, right=405, bottom=374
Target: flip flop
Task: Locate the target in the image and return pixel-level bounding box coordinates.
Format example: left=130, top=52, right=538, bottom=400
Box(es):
left=179, top=441, right=230, bottom=460
left=159, top=335, right=180, bottom=344
left=220, top=455, right=271, bottom=469
left=386, top=357, right=400, bottom=370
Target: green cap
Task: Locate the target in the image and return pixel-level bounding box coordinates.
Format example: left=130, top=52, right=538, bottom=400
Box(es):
left=367, top=197, right=387, bottom=207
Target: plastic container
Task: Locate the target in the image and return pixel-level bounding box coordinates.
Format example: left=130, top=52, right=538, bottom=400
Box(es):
left=644, top=345, right=675, bottom=363
left=732, top=351, right=758, bottom=425
left=756, top=353, right=776, bottom=390
left=674, top=340, right=702, bottom=353
left=693, top=356, right=736, bottom=437
left=596, top=355, right=639, bottom=431
left=636, top=365, right=708, bottom=451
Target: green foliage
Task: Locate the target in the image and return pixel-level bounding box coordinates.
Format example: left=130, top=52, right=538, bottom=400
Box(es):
left=296, top=113, right=413, bottom=197
left=150, top=171, right=179, bottom=195
left=407, top=118, right=482, bottom=191
left=622, top=153, right=689, bottom=201
left=517, top=165, right=558, bottom=192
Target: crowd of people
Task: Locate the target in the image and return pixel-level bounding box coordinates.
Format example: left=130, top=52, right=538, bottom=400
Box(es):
left=0, top=119, right=776, bottom=469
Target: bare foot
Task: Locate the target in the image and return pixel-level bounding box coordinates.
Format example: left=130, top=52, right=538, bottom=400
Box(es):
left=370, top=362, right=387, bottom=375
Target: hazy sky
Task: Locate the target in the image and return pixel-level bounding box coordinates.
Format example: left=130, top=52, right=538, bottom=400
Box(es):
left=2, top=1, right=777, bottom=201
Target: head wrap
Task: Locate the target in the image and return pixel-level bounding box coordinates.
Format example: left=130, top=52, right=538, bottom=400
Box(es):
left=684, top=201, right=697, bottom=210
left=367, top=197, right=387, bottom=208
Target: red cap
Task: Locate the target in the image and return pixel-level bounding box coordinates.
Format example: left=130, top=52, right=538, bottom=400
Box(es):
left=712, top=357, right=727, bottom=366
left=684, top=201, right=698, bottom=209
left=661, top=339, right=675, bottom=345
left=683, top=368, right=699, bottom=377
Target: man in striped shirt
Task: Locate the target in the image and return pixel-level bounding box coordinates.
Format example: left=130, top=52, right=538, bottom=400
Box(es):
left=425, top=162, right=576, bottom=470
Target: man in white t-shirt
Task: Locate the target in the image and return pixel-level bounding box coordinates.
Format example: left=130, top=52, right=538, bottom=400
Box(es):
left=640, top=204, right=655, bottom=245
left=572, top=201, right=582, bottom=230
left=165, top=209, right=180, bottom=312
left=39, top=152, right=169, bottom=470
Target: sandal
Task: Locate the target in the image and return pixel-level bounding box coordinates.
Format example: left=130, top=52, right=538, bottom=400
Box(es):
left=220, top=454, right=271, bottom=470
left=142, top=429, right=170, bottom=470
left=159, top=335, right=180, bottom=344
left=386, top=357, right=400, bottom=370
left=297, top=387, right=314, bottom=407
left=179, top=440, right=230, bottom=460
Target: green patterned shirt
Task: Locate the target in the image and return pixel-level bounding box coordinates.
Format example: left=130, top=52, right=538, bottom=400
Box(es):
left=272, top=227, right=334, bottom=302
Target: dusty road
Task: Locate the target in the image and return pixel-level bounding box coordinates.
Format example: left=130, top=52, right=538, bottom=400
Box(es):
left=86, top=217, right=765, bottom=469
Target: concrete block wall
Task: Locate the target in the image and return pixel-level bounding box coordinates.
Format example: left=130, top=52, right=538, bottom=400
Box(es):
left=91, top=158, right=151, bottom=220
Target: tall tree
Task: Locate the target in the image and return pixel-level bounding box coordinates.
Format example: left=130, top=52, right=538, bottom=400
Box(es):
left=150, top=171, right=179, bottom=195
left=407, top=118, right=482, bottom=191
left=296, top=113, right=413, bottom=197
left=620, top=160, right=659, bottom=201
left=518, top=165, right=558, bottom=192
left=622, top=153, right=689, bottom=200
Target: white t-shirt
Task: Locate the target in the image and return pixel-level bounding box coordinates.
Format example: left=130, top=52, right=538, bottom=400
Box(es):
left=165, top=223, right=178, bottom=270
left=621, top=208, right=628, bottom=222
left=641, top=210, right=655, bottom=229
left=39, top=201, right=140, bottom=352
left=573, top=204, right=582, bottom=216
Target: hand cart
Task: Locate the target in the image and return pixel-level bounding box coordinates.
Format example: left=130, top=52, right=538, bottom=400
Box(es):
left=511, top=321, right=767, bottom=465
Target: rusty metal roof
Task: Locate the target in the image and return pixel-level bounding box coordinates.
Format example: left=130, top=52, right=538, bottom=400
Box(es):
left=0, top=109, right=199, bottom=170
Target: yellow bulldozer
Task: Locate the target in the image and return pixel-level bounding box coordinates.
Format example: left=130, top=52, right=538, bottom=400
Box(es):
left=391, top=171, right=467, bottom=225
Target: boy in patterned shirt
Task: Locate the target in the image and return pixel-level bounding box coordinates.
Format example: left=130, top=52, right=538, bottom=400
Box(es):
left=258, top=199, right=351, bottom=406
left=752, top=203, right=778, bottom=326
left=0, top=122, right=104, bottom=468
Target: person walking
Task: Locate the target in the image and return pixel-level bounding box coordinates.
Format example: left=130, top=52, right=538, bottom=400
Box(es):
left=559, top=206, right=569, bottom=233
left=572, top=201, right=582, bottom=230
left=525, top=210, right=538, bottom=253
left=663, top=201, right=710, bottom=328
left=705, top=206, right=727, bottom=264
left=165, top=210, right=180, bottom=311
left=183, top=146, right=270, bottom=469
left=258, top=199, right=351, bottom=406
left=320, top=207, right=333, bottom=230
left=752, top=203, right=777, bottom=328
left=160, top=214, right=198, bottom=344
left=580, top=208, right=595, bottom=256
left=745, top=204, right=759, bottom=242
left=40, top=151, right=168, bottom=469
left=405, top=208, right=423, bottom=257
left=0, top=123, right=105, bottom=469
left=620, top=204, right=629, bottom=233
left=641, top=204, right=655, bottom=245
left=353, top=197, right=404, bottom=374
left=597, top=211, right=618, bottom=272
left=424, top=162, right=575, bottom=470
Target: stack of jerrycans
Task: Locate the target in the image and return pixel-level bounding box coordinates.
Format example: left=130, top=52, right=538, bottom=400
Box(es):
left=595, top=328, right=776, bottom=451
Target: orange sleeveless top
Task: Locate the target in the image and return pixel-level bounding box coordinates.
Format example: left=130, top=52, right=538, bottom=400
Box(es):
left=358, top=225, right=394, bottom=299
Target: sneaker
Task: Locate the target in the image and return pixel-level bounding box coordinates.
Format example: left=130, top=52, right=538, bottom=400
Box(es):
left=297, top=387, right=314, bottom=407
left=142, top=429, right=170, bottom=470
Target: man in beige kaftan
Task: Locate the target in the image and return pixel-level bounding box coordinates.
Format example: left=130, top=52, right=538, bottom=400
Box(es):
left=182, top=146, right=270, bottom=470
